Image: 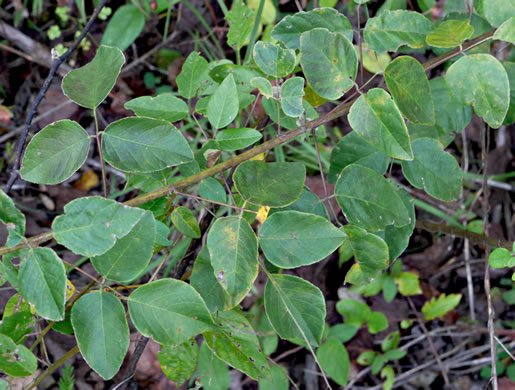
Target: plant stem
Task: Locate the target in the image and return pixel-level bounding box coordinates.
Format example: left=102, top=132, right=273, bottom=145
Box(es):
left=93, top=108, right=108, bottom=198
left=26, top=346, right=80, bottom=390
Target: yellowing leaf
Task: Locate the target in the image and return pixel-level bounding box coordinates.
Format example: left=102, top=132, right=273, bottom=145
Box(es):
left=66, top=279, right=75, bottom=301
left=73, top=169, right=99, bottom=191
left=251, top=153, right=265, bottom=161
left=256, top=206, right=270, bottom=224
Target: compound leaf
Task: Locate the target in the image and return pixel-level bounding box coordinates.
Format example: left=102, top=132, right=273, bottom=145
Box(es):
left=259, top=211, right=346, bottom=269
left=62, top=45, right=125, bottom=109
left=445, top=54, right=509, bottom=128
left=20, top=120, right=90, bottom=184
left=300, top=28, right=358, bottom=100
left=422, top=293, right=461, bottom=320
left=265, top=274, right=325, bottom=347
left=52, top=196, right=145, bottom=257
left=71, top=291, right=129, bottom=380
left=128, top=279, right=214, bottom=345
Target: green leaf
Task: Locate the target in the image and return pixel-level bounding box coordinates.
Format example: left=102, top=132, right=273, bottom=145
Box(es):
left=259, top=211, right=346, bottom=269
left=348, top=88, right=413, bottom=160
left=381, top=365, right=395, bottom=390
left=250, top=77, right=274, bottom=98
left=344, top=225, right=389, bottom=282
left=329, top=132, right=389, bottom=184
left=503, top=62, right=515, bottom=125
left=336, top=298, right=370, bottom=327
left=422, top=293, right=461, bottom=320
left=489, top=248, right=514, bottom=269
left=430, top=76, right=472, bottom=133
left=207, top=74, right=239, bottom=130
left=253, top=41, right=296, bottom=78
left=158, top=339, right=198, bottom=386
left=445, top=54, right=510, bottom=128
left=382, top=331, right=400, bottom=352
left=128, top=279, right=214, bottom=345
left=102, top=117, right=193, bottom=173
left=20, top=120, right=90, bottom=184
left=384, top=56, right=435, bottom=125
left=271, top=7, right=353, bottom=50
left=362, top=44, right=392, bottom=73
left=52, top=196, right=145, bottom=257
left=196, top=343, right=231, bottom=390
left=401, top=138, right=462, bottom=201
left=364, top=10, right=432, bottom=52
left=269, top=188, right=329, bottom=219
left=190, top=248, right=232, bottom=312
left=258, top=365, right=289, bottom=390
left=207, top=217, right=258, bottom=306
left=204, top=310, right=270, bottom=381
left=215, top=128, right=263, bottom=151
left=233, top=161, right=306, bottom=207
left=300, top=28, right=358, bottom=100
left=280, top=77, right=305, bottom=117
left=71, top=291, right=129, bottom=380
left=395, top=271, right=422, bottom=295
left=335, top=164, right=411, bottom=231
left=0, top=189, right=25, bottom=247
left=197, top=177, right=227, bottom=204
left=328, top=324, right=358, bottom=343
left=357, top=350, right=376, bottom=366
left=367, top=311, right=388, bottom=334
left=62, top=45, right=125, bottom=109
left=0, top=334, right=37, bottom=377
left=476, top=0, right=515, bottom=27
left=265, top=274, right=326, bottom=347
left=176, top=52, right=210, bottom=99
left=317, top=338, right=350, bottom=386
left=171, top=206, right=200, bottom=239
left=494, top=17, right=515, bottom=44
left=100, top=5, right=145, bottom=51
left=19, top=248, right=66, bottom=321
left=124, top=93, right=189, bottom=122
left=227, top=0, right=254, bottom=50
left=91, top=211, right=155, bottom=282
left=426, top=19, right=474, bottom=48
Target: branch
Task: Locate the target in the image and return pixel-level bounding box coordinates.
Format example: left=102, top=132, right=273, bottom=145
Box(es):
left=4, top=0, right=109, bottom=193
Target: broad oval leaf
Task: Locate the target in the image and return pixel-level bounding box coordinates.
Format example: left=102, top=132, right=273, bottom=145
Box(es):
left=101, top=5, right=145, bottom=51
left=348, top=88, right=413, bottom=160
left=253, top=41, right=296, bottom=78
left=430, top=76, right=472, bottom=133
left=52, top=196, right=145, bottom=257
left=328, top=131, right=389, bottom=184
left=280, top=77, right=305, bottom=117
left=426, top=19, right=474, bottom=48
left=227, top=0, right=254, bottom=50
left=124, top=93, right=189, bottom=122
left=0, top=189, right=26, bottom=247
left=445, top=54, right=510, bottom=128
left=504, top=62, right=515, bottom=126
left=20, top=120, right=90, bottom=184
left=19, top=248, right=66, bottom=321
left=158, top=340, right=199, bottom=386
left=385, top=56, right=435, bottom=125
left=250, top=77, right=274, bottom=98
left=0, top=334, right=37, bottom=377
left=207, top=74, right=239, bottom=130
left=269, top=188, right=329, bottom=219
left=259, top=211, right=346, bottom=269
left=204, top=310, right=270, bottom=381
left=271, top=7, right=353, bottom=50
left=317, top=338, right=350, bottom=386
left=206, top=217, right=258, bottom=306
left=335, top=164, right=411, bottom=231
left=71, top=291, right=129, bottom=380
left=215, top=128, right=263, bottom=151
left=265, top=274, right=325, bottom=347
left=197, top=343, right=231, bottom=390
left=343, top=225, right=389, bottom=282
left=176, top=52, right=210, bottom=99
left=91, top=211, right=156, bottom=282
left=62, top=45, right=125, bottom=109
left=363, top=10, right=432, bottom=52
left=401, top=138, right=462, bottom=201
left=233, top=161, right=306, bottom=207
left=128, top=279, right=214, bottom=345
left=171, top=206, right=201, bottom=239
left=476, top=0, right=515, bottom=27
left=494, top=17, right=515, bottom=45
left=102, top=117, right=194, bottom=172
left=198, top=177, right=227, bottom=204
left=300, top=28, right=358, bottom=100
left=190, top=248, right=232, bottom=312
